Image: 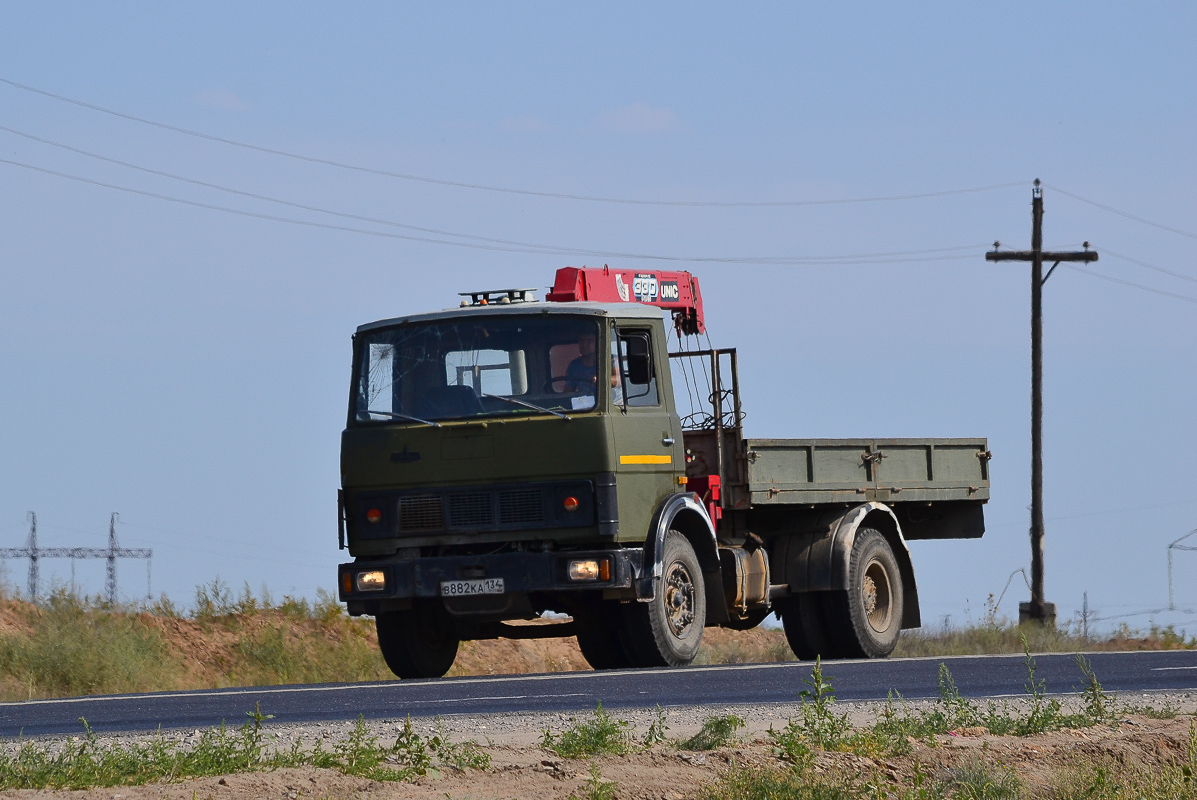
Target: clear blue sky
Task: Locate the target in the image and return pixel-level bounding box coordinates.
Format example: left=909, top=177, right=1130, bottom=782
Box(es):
left=1, top=3, right=1194, bottom=632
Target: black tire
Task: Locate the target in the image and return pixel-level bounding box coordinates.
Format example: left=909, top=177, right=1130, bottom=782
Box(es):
left=375, top=602, right=460, bottom=679
left=778, top=591, right=841, bottom=660
left=823, top=528, right=904, bottom=658
left=576, top=626, right=633, bottom=670
left=619, top=531, right=706, bottom=667
left=575, top=602, right=633, bottom=670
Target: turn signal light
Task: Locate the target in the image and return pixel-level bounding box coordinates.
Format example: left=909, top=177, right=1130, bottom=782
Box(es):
left=341, top=572, right=353, bottom=593
left=366, top=508, right=382, bottom=523
left=563, top=496, right=579, bottom=512
left=355, top=570, right=386, bottom=592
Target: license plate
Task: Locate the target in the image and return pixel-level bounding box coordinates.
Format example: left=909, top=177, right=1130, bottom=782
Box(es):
left=440, top=578, right=505, bottom=596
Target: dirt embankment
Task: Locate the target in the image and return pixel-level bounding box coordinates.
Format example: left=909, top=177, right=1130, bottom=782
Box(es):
left=8, top=710, right=1197, bottom=800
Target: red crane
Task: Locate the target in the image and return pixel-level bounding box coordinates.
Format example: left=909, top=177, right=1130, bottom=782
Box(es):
left=547, top=265, right=705, bottom=336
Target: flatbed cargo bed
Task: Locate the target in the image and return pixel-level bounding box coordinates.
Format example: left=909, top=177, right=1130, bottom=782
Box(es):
left=745, top=438, right=990, bottom=505
left=682, top=429, right=990, bottom=541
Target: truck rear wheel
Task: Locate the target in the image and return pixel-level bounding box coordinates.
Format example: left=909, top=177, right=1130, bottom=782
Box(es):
left=825, top=528, right=904, bottom=658
left=778, top=592, right=841, bottom=660
left=375, top=603, right=460, bottom=679
left=619, top=531, right=706, bottom=667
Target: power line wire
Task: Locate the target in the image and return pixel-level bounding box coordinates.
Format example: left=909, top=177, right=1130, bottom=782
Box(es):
left=0, top=123, right=613, bottom=252
left=0, top=75, right=1024, bottom=208
left=1049, top=184, right=1197, bottom=242
left=986, top=497, right=1197, bottom=530
left=1101, top=248, right=1197, bottom=285
left=0, top=124, right=995, bottom=265
left=1064, top=263, right=1197, bottom=305
left=0, top=155, right=987, bottom=266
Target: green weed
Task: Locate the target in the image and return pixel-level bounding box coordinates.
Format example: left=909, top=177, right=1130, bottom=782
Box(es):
left=643, top=704, right=670, bottom=747
left=569, top=763, right=617, bottom=800
left=428, top=717, right=491, bottom=771
left=681, top=713, right=745, bottom=751
left=770, top=657, right=853, bottom=756
left=1076, top=653, right=1114, bottom=722
left=698, top=764, right=868, bottom=800
left=940, top=759, right=1020, bottom=800
left=0, top=707, right=488, bottom=790
left=1121, top=701, right=1181, bottom=719
left=869, top=647, right=1118, bottom=748
left=541, top=703, right=633, bottom=758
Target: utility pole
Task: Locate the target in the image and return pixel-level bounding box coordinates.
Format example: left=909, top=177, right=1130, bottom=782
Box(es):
left=986, top=179, right=1098, bottom=626
left=107, top=512, right=119, bottom=605
left=27, top=512, right=37, bottom=600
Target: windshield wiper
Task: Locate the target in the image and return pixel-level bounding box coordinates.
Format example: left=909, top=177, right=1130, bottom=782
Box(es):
left=482, top=393, right=570, bottom=421
left=363, top=409, right=443, bottom=428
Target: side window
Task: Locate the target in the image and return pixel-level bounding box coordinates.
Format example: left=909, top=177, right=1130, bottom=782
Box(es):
left=616, top=330, right=659, bottom=407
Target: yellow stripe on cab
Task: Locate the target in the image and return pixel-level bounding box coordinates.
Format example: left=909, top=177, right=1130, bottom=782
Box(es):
left=619, top=454, right=672, bottom=465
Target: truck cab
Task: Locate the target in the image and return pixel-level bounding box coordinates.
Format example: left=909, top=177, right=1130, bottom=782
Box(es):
left=338, top=294, right=712, bottom=676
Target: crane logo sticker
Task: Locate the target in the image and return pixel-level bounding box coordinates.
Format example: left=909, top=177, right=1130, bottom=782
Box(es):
left=659, top=280, right=680, bottom=302
left=632, top=273, right=659, bottom=302
left=614, top=274, right=630, bottom=302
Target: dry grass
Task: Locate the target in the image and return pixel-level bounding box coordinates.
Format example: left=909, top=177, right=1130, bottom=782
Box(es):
left=0, top=583, right=392, bottom=701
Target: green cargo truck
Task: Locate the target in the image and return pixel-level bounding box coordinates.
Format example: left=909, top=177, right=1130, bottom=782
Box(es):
left=337, top=267, right=989, bottom=677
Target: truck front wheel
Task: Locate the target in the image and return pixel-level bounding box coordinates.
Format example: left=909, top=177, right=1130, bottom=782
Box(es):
left=375, top=602, right=460, bottom=679
left=619, top=531, right=706, bottom=667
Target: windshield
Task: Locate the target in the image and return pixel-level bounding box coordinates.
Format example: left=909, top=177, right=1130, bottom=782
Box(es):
left=353, top=315, right=602, bottom=424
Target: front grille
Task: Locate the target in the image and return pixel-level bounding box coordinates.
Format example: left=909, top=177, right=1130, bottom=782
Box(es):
left=378, top=480, right=591, bottom=536
left=449, top=493, right=493, bottom=527
left=398, top=496, right=444, bottom=531
left=499, top=489, right=544, bottom=524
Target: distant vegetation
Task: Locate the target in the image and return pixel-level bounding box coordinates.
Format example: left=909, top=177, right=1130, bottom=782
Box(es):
left=0, top=580, right=391, bottom=701
left=0, top=581, right=1191, bottom=701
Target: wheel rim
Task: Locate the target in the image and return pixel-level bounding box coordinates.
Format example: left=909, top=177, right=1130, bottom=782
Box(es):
left=862, top=559, right=893, bottom=633
left=663, top=560, right=696, bottom=637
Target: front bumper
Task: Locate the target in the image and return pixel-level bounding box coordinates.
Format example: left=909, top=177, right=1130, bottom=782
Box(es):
left=338, top=548, right=644, bottom=612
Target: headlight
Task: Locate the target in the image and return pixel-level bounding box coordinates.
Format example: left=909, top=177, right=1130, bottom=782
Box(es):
left=568, top=559, right=610, bottom=581
left=355, top=570, right=386, bottom=592
left=568, top=560, right=600, bottom=581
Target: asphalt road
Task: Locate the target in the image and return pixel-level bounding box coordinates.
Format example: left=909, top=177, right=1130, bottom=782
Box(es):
left=5, top=650, right=1197, bottom=738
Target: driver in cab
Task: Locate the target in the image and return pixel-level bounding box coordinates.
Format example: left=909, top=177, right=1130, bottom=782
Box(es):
left=564, top=331, right=622, bottom=408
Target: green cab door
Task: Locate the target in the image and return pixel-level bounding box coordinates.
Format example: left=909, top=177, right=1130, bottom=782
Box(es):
left=608, top=322, right=683, bottom=543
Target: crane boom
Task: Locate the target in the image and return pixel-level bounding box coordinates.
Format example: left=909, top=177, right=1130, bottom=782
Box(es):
left=547, top=265, right=705, bottom=335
